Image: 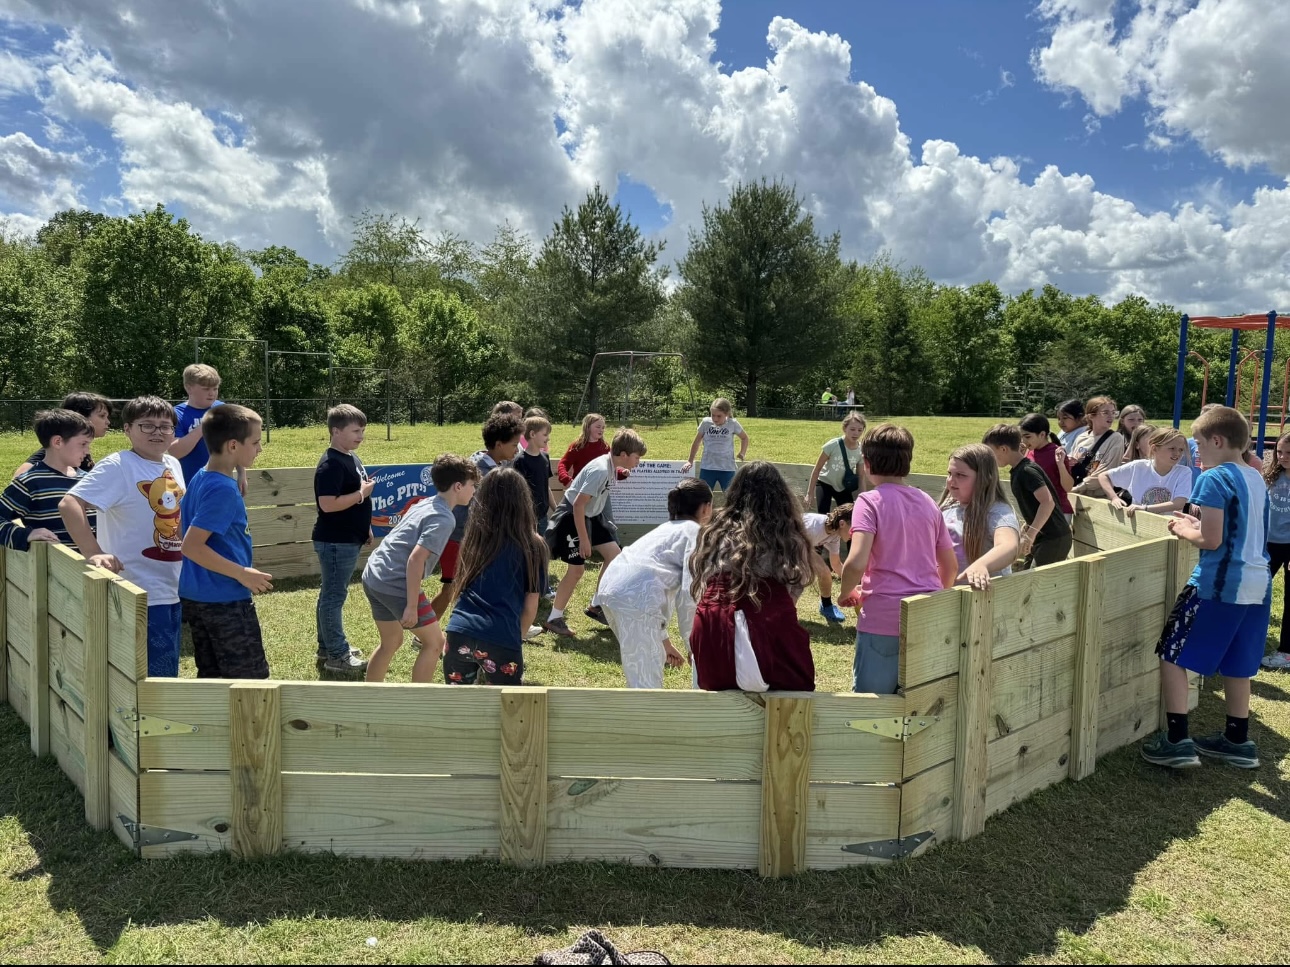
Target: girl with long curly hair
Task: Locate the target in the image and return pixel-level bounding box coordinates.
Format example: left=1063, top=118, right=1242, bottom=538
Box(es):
left=687, top=461, right=815, bottom=692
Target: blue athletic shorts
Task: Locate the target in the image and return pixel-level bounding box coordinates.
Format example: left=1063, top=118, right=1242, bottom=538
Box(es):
left=1155, top=584, right=1270, bottom=678
left=698, top=467, right=736, bottom=491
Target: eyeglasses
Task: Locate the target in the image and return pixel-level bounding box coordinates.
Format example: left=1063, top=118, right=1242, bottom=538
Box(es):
left=131, top=422, right=175, bottom=435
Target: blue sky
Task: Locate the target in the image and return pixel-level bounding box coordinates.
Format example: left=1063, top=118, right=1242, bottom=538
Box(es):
left=1, top=0, right=1287, bottom=310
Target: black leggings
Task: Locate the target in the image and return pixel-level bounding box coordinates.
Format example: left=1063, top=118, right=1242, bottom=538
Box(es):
left=1269, top=542, right=1290, bottom=655
left=815, top=482, right=856, bottom=515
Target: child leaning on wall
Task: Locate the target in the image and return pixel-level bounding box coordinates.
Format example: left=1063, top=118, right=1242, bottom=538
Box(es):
left=595, top=477, right=713, bottom=689
left=60, top=396, right=187, bottom=677
left=0, top=409, right=96, bottom=551
left=939, top=443, right=1021, bottom=589
left=682, top=397, right=749, bottom=493
left=1099, top=426, right=1191, bottom=517
left=688, top=461, right=816, bottom=693
left=178, top=405, right=273, bottom=679
left=1143, top=405, right=1271, bottom=770
left=983, top=423, right=1072, bottom=569
left=838, top=424, right=957, bottom=695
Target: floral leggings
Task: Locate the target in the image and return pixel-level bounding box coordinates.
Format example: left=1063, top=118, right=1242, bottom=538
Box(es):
left=443, top=631, right=523, bottom=685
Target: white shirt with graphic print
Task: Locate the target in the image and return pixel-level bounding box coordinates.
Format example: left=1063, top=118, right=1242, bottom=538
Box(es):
left=697, top=416, right=744, bottom=472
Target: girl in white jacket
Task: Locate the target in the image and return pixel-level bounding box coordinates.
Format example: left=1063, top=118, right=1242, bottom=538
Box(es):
left=595, top=478, right=713, bottom=688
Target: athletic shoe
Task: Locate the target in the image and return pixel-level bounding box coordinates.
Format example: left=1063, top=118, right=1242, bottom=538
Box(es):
left=316, top=646, right=363, bottom=664
left=1193, top=732, right=1260, bottom=769
left=584, top=605, right=608, bottom=626
left=524, top=624, right=544, bottom=641
left=544, top=616, right=576, bottom=638
left=1260, top=651, right=1290, bottom=670
left=819, top=603, right=847, bottom=624
left=322, top=652, right=368, bottom=676
left=1140, top=732, right=1201, bottom=769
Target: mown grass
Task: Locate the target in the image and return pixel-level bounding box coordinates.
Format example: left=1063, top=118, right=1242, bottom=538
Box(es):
left=1, top=417, right=1288, bottom=964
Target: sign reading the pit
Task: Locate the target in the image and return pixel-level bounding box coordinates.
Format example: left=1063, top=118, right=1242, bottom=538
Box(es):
left=611, top=460, right=690, bottom=525
left=367, top=464, right=435, bottom=538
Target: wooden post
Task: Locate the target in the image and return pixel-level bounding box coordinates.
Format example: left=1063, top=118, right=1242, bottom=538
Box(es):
left=952, top=587, right=993, bottom=842
left=81, top=571, right=113, bottom=830
left=230, top=682, right=282, bottom=858
left=759, top=696, right=813, bottom=877
left=28, top=541, right=50, bottom=757
left=0, top=548, right=7, bottom=705
left=1069, top=555, right=1106, bottom=780
left=499, top=687, right=548, bottom=867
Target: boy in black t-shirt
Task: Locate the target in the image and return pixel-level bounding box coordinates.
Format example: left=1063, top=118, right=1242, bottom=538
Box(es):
left=312, top=405, right=375, bottom=675
left=515, top=415, right=558, bottom=599
left=984, top=423, right=1073, bottom=568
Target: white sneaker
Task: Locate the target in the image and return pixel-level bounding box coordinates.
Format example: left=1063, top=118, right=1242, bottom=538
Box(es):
left=524, top=624, right=544, bottom=641
left=1260, top=651, right=1290, bottom=670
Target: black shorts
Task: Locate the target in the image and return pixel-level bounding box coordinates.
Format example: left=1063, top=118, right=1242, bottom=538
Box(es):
left=548, top=511, right=617, bottom=565
left=182, top=598, right=270, bottom=680
left=443, top=631, right=523, bottom=686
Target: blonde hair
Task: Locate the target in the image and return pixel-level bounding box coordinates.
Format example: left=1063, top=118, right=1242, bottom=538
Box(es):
left=1083, top=395, right=1116, bottom=429
left=711, top=397, right=732, bottom=415
left=1128, top=423, right=1157, bottom=460
left=183, top=363, right=221, bottom=388
left=1192, top=405, right=1250, bottom=452
left=571, top=413, right=605, bottom=451
left=841, top=411, right=866, bottom=432
left=1147, top=427, right=1185, bottom=454
left=1116, top=404, right=1146, bottom=441
left=939, top=444, right=1011, bottom=564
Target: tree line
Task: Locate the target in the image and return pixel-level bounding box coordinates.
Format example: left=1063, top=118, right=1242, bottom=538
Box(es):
left=0, top=180, right=1244, bottom=423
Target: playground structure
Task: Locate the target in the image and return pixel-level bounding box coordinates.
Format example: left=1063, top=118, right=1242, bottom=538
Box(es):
left=1, top=462, right=1199, bottom=875
left=1172, top=310, right=1286, bottom=454
left=194, top=338, right=393, bottom=441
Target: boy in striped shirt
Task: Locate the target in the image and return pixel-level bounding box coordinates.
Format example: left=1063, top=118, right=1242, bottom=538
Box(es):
left=0, top=409, right=96, bottom=550
left=1145, top=406, right=1271, bottom=770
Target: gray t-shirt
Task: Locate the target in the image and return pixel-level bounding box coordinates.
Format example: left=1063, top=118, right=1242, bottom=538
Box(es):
left=697, top=416, right=744, bottom=472
left=363, top=494, right=456, bottom=597
left=942, top=501, right=1019, bottom=579
left=566, top=453, right=614, bottom=518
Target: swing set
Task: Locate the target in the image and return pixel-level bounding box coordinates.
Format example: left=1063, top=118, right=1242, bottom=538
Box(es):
left=1172, top=310, right=1287, bottom=455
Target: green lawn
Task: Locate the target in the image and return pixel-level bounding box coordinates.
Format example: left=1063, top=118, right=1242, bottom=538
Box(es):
left=1, top=418, right=1288, bottom=964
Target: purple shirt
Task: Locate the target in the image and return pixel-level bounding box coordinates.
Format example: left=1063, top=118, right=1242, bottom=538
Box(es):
left=851, top=483, right=953, bottom=636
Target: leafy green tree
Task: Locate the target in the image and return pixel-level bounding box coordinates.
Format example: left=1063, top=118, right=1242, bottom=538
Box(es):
left=0, top=236, right=78, bottom=397
left=520, top=185, right=666, bottom=407
left=920, top=281, right=1009, bottom=414
left=401, top=289, right=502, bottom=401
left=74, top=205, right=254, bottom=398
left=35, top=209, right=108, bottom=267
left=676, top=179, right=845, bottom=416
left=847, top=259, right=938, bottom=414
left=339, top=211, right=430, bottom=292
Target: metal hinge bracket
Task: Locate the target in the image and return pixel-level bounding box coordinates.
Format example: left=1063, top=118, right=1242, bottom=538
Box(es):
left=841, top=830, right=935, bottom=860
left=116, top=707, right=199, bottom=737
left=845, top=715, right=939, bottom=741
left=118, top=816, right=199, bottom=849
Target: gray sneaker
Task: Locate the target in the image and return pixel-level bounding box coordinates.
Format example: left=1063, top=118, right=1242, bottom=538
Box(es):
left=322, top=652, right=368, bottom=675
left=543, top=615, right=576, bottom=638
left=1141, top=732, right=1201, bottom=769
left=1193, top=732, right=1260, bottom=769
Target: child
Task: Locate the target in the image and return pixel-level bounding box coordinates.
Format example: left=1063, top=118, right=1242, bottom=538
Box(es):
left=519, top=406, right=551, bottom=452
left=13, top=391, right=111, bottom=477
left=443, top=468, right=548, bottom=686
left=171, top=364, right=245, bottom=495
left=1116, top=404, right=1147, bottom=443
left=543, top=428, right=647, bottom=638
left=1261, top=430, right=1290, bottom=671
left=361, top=454, right=479, bottom=683
left=1069, top=395, right=1126, bottom=496
left=681, top=398, right=749, bottom=492
left=60, top=396, right=187, bottom=677
left=311, top=404, right=375, bottom=676
left=429, top=413, right=524, bottom=622
left=0, top=410, right=96, bottom=550
left=939, top=443, right=1021, bottom=589
left=556, top=413, right=609, bottom=487
left=515, top=415, right=557, bottom=532
left=179, top=405, right=273, bottom=679
left=838, top=424, right=957, bottom=694
left=595, top=478, right=713, bottom=688
left=805, top=411, right=867, bottom=513
left=1056, top=399, right=1085, bottom=451
left=1018, top=413, right=1073, bottom=521
left=689, top=461, right=815, bottom=692
left=1145, top=405, right=1271, bottom=769
left=1127, top=423, right=1157, bottom=462
left=1099, top=427, right=1191, bottom=516
left=803, top=504, right=852, bottom=624
left=984, top=424, right=1073, bottom=568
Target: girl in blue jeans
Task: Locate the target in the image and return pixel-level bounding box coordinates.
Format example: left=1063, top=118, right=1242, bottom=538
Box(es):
left=682, top=398, right=749, bottom=492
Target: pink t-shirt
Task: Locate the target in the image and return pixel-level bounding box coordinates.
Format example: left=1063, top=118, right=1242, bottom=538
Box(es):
left=851, top=483, right=953, bottom=636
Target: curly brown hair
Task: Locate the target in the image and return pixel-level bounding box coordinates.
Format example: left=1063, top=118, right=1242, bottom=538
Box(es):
left=689, top=461, right=811, bottom=606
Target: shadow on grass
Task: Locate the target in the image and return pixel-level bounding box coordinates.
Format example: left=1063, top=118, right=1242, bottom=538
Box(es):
left=2, top=682, right=1286, bottom=962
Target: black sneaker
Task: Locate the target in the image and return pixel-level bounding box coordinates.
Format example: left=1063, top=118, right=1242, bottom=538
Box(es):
left=322, top=652, right=368, bottom=676
left=584, top=605, right=608, bottom=626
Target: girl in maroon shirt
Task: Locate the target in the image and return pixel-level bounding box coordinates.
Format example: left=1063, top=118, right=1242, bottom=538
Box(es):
left=557, top=414, right=609, bottom=486
left=1019, top=413, right=1074, bottom=518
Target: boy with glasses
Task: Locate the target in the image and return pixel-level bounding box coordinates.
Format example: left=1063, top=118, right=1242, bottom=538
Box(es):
left=60, top=396, right=188, bottom=676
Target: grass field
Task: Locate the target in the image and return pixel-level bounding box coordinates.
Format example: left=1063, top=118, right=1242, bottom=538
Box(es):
left=1, top=417, right=1288, bottom=964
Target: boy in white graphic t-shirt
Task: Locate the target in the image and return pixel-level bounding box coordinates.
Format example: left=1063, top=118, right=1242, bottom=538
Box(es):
left=61, top=396, right=188, bottom=677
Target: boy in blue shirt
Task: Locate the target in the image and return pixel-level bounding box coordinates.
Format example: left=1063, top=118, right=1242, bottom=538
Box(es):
left=171, top=363, right=248, bottom=496
left=1144, top=405, right=1271, bottom=770
left=179, top=404, right=273, bottom=679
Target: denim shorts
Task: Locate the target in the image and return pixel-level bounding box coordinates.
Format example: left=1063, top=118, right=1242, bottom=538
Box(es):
left=146, top=602, right=183, bottom=677
left=853, top=631, right=900, bottom=694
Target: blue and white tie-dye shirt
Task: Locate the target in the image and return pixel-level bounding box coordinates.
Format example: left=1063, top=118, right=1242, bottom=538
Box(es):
left=1188, top=462, right=1271, bottom=605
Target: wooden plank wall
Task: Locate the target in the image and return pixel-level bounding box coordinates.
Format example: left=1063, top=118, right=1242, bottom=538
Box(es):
left=135, top=681, right=909, bottom=873
left=1, top=545, right=147, bottom=853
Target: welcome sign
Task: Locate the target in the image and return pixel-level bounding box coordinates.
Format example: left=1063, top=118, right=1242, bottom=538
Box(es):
left=366, top=464, right=436, bottom=538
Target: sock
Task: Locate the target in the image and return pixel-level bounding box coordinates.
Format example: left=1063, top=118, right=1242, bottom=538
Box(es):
left=1166, top=712, right=1189, bottom=744
left=821, top=596, right=833, bottom=607
left=1225, top=715, right=1249, bottom=744
left=548, top=607, right=564, bottom=622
